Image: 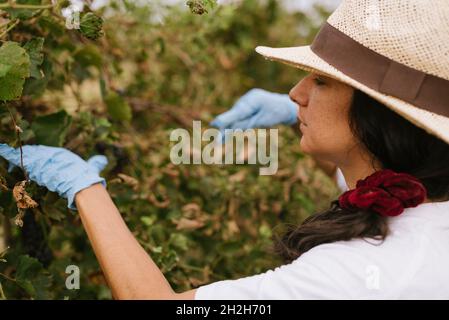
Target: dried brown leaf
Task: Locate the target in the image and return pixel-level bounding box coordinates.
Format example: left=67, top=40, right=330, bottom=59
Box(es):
left=117, top=173, right=139, bottom=189
left=13, top=181, right=38, bottom=210
left=14, top=210, right=25, bottom=227
left=148, top=192, right=170, bottom=208
left=175, top=217, right=205, bottom=231
left=182, top=203, right=201, bottom=218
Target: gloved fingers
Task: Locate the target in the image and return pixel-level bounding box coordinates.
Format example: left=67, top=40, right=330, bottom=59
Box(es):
left=229, top=108, right=276, bottom=129
left=249, top=111, right=282, bottom=128
left=214, top=115, right=262, bottom=144
left=0, top=144, right=22, bottom=166
left=210, top=96, right=259, bottom=128
left=210, top=108, right=246, bottom=129
left=209, top=117, right=225, bottom=128
left=229, top=118, right=256, bottom=130
left=86, top=155, right=108, bottom=173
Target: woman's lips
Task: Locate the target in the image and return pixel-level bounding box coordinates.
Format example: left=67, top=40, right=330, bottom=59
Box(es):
left=298, top=115, right=307, bottom=133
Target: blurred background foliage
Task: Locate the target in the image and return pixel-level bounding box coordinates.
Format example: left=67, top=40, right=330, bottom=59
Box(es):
left=0, top=0, right=337, bottom=299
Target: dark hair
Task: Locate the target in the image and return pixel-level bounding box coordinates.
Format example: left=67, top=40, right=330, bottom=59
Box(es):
left=275, top=89, right=449, bottom=263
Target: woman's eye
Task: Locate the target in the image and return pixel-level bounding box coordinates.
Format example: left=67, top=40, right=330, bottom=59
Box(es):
left=313, top=77, right=325, bottom=86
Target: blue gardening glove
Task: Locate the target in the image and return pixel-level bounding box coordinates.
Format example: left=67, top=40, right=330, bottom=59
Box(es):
left=210, top=88, right=298, bottom=141
left=0, top=144, right=108, bottom=211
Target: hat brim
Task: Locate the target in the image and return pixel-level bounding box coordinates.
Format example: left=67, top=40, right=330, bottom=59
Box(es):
left=256, top=45, right=449, bottom=145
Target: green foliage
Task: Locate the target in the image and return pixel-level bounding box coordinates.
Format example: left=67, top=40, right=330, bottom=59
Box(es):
left=14, top=255, right=52, bottom=299
left=0, top=0, right=335, bottom=299
left=186, top=0, right=217, bottom=15
left=79, top=12, right=104, bottom=41
left=31, top=110, right=72, bottom=146
left=0, top=42, right=30, bottom=101
left=24, top=38, right=45, bottom=79
left=104, top=91, right=132, bottom=122
left=3, top=0, right=43, bottom=20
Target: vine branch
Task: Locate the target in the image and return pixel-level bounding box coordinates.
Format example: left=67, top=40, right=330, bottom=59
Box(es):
left=0, top=272, right=15, bottom=282
left=5, top=104, right=29, bottom=182
left=0, top=3, right=54, bottom=10
left=0, top=19, right=19, bottom=38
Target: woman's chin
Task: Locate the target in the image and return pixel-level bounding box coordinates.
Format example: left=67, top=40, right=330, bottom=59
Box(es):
left=299, top=137, right=323, bottom=158
left=299, top=137, right=312, bottom=155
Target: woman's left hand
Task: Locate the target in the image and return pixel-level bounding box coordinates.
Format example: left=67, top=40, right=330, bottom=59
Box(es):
left=0, top=144, right=108, bottom=210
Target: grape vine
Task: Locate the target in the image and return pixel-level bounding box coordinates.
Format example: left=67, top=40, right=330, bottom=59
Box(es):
left=0, top=0, right=334, bottom=299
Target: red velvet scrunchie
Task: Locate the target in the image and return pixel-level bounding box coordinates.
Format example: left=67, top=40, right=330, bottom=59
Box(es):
left=338, top=169, right=427, bottom=217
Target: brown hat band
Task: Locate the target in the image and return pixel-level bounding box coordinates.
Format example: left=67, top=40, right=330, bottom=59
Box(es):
left=310, top=23, right=449, bottom=118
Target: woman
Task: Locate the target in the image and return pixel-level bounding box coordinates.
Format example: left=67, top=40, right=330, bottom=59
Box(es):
left=1, top=0, right=449, bottom=299
left=209, top=88, right=350, bottom=191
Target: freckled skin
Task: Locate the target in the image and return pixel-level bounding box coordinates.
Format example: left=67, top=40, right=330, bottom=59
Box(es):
left=289, top=72, right=358, bottom=165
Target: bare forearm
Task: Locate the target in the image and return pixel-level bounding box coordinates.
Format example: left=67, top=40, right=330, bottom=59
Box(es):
left=75, top=183, right=188, bottom=299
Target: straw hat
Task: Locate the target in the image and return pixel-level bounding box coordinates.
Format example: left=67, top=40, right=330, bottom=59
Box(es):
left=255, top=0, right=449, bottom=144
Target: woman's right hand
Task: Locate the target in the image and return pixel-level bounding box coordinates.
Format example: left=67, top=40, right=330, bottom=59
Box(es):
left=0, top=144, right=108, bottom=210
left=209, top=89, right=298, bottom=137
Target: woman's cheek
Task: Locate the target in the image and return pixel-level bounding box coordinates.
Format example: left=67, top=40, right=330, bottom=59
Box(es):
left=299, top=124, right=322, bottom=155
left=301, top=123, right=338, bottom=156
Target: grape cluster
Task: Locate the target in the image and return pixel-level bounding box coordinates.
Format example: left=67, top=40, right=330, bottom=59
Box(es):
left=21, top=210, right=53, bottom=267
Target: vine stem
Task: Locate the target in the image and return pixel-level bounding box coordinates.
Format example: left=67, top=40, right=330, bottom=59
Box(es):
left=0, top=272, right=15, bottom=282
left=5, top=105, right=30, bottom=183
left=0, top=19, right=19, bottom=38
left=0, top=20, right=9, bottom=28
left=0, top=282, right=6, bottom=299
left=0, top=3, right=54, bottom=10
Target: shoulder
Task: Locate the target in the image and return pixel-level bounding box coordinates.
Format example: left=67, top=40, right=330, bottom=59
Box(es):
left=196, top=202, right=449, bottom=300
left=267, top=233, right=430, bottom=299
left=195, top=237, right=409, bottom=300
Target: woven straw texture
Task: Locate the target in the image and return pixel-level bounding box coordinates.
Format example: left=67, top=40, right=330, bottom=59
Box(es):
left=255, top=0, right=449, bottom=145
left=328, top=0, right=449, bottom=80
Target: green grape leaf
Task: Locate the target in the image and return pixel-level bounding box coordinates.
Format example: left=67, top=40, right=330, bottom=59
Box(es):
left=23, top=38, right=45, bottom=79
left=99, top=75, right=107, bottom=99
left=0, top=63, right=12, bottom=77
left=169, top=233, right=189, bottom=251
left=31, top=110, right=72, bottom=147
left=15, top=255, right=51, bottom=299
left=41, top=191, right=67, bottom=221
left=104, top=91, right=132, bottom=122
left=73, top=45, right=103, bottom=68
left=16, top=118, right=35, bottom=143
left=23, top=56, right=53, bottom=98
left=38, top=15, right=65, bottom=37
left=186, top=0, right=217, bottom=15
left=0, top=42, right=31, bottom=101
left=4, top=0, right=43, bottom=20
left=79, top=12, right=104, bottom=41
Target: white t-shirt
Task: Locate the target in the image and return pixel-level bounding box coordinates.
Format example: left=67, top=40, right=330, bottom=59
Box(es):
left=195, top=199, right=449, bottom=299
left=335, top=167, right=348, bottom=192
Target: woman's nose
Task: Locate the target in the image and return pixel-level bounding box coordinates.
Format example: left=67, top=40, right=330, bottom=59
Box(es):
left=289, top=78, right=309, bottom=107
